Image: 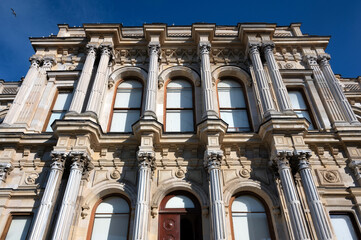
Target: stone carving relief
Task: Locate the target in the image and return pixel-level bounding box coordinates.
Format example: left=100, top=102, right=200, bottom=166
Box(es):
left=25, top=172, right=39, bottom=185
left=274, top=47, right=306, bottom=69
left=316, top=169, right=343, bottom=186
left=114, top=48, right=148, bottom=65
left=160, top=48, right=198, bottom=65
left=210, top=48, right=246, bottom=65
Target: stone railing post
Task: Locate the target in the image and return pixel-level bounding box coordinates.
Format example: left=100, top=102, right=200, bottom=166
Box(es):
left=29, top=152, right=67, bottom=240
left=199, top=42, right=218, bottom=119
left=263, top=42, right=293, bottom=113
left=204, top=150, right=227, bottom=240
left=69, top=44, right=97, bottom=114
left=248, top=43, right=276, bottom=118
left=296, top=152, right=333, bottom=240
left=143, top=43, right=160, bottom=119
left=318, top=55, right=359, bottom=124
left=52, top=152, right=93, bottom=240
left=0, top=163, right=13, bottom=182
left=133, top=151, right=156, bottom=240
left=86, top=45, right=112, bottom=117
left=274, top=151, right=310, bottom=240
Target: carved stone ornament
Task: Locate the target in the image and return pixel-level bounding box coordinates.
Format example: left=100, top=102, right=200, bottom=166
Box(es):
left=175, top=169, right=185, bottom=178
left=296, top=151, right=312, bottom=171
left=25, top=172, right=39, bottom=185
left=50, top=151, right=68, bottom=170
left=81, top=204, right=90, bottom=219
left=248, top=42, right=261, bottom=55
left=42, top=55, right=56, bottom=69
left=239, top=168, right=250, bottom=178
left=284, top=63, right=294, bottom=69
left=68, top=151, right=94, bottom=174
left=110, top=169, right=121, bottom=179
left=148, top=43, right=160, bottom=56
left=303, top=55, right=318, bottom=66
left=273, top=151, right=293, bottom=171
left=348, top=160, right=361, bottom=181
left=100, top=45, right=112, bottom=57
left=86, top=44, right=97, bottom=55
left=0, top=163, right=13, bottom=182
left=317, top=169, right=343, bottom=186
left=158, top=78, right=164, bottom=89
left=29, top=55, right=41, bottom=68
left=199, top=43, right=211, bottom=55
left=137, top=151, right=156, bottom=172
left=204, top=150, right=223, bottom=172
left=323, top=171, right=339, bottom=183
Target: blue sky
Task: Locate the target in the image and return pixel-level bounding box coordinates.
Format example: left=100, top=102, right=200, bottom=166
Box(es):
left=0, top=0, right=360, bottom=81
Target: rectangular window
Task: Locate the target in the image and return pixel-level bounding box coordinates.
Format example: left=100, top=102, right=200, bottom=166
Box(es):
left=288, top=90, right=315, bottom=130
left=1, top=213, right=33, bottom=240
left=44, top=91, right=73, bottom=132
left=330, top=213, right=360, bottom=240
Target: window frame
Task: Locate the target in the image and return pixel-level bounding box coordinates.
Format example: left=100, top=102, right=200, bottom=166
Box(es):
left=216, top=77, right=252, bottom=132
left=86, top=194, right=131, bottom=240
left=107, top=78, right=144, bottom=133
left=0, top=212, right=33, bottom=240
left=163, top=78, right=196, bottom=133
left=329, top=211, right=361, bottom=239
left=43, top=88, right=73, bottom=132
left=229, top=192, right=275, bottom=240
left=287, top=87, right=317, bottom=130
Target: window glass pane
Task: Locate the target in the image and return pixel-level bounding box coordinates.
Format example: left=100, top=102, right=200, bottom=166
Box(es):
left=110, top=110, right=140, bottom=132
left=114, top=88, right=142, bottom=108
left=232, top=212, right=271, bottom=240
left=91, top=215, right=128, bottom=240
left=218, top=80, right=241, bottom=88
left=330, top=214, right=359, bottom=240
left=166, top=110, right=194, bottom=132
left=45, top=112, right=65, bottom=132
left=218, top=87, right=245, bottom=108
left=288, top=91, right=307, bottom=109
left=295, top=111, right=314, bottom=130
left=5, top=215, right=32, bottom=240
left=220, top=110, right=250, bottom=132
left=96, top=197, right=129, bottom=214
left=53, top=92, right=73, bottom=111
left=166, top=88, right=192, bottom=108
left=118, top=80, right=142, bottom=89
left=232, top=195, right=266, bottom=212
left=165, top=195, right=195, bottom=209
left=167, top=80, right=191, bottom=88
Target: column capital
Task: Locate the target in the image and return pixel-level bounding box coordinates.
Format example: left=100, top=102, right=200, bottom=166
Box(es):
left=68, top=151, right=94, bottom=173
left=148, top=42, right=160, bottom=56
left=137, top=150, right=156, bottom=171
left=348, top=160, right=361, bottom=181
left=43, top=55, right=56, bottom=69
left=0, top=163, right=13, bottom=182
left=295, top=151, right=312, bottom=171
left=29, top=55, right=42, bottom=68
left=204, top=150, right=223, bottom=172
left=317, top=53, right=331, bottom=66
left=273, top=151, right=293, bottom=170
left=99, top=45, right=112, bottom=57
left=199, top=42, right=211, bottom=55
left=50, top=151, right=68, bottom=170
left=86, top=44, right=98, bottom=55
left=248, top=42, right=261, bottom=55
left=303, top=54, right=318, bottom=66
left=262, top=41, right=275, bottom=51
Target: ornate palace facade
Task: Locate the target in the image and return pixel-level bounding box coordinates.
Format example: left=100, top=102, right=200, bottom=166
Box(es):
left=0, top=23, right=361, bottom=240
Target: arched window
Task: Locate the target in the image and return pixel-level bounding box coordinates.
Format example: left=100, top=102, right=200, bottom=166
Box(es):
left=109, top=80, right=143, bottom=132
left=217, top=80, right=250, bottom=132
left=230, top=195, right=272, bottom=240
left=165, top=80, right=194, bottom=132
left=88, top=196, right=130, bottom=240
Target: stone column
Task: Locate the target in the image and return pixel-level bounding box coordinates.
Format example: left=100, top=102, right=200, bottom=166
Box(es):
left=143, top=43, right=160, bottom=119
left=86, top=45, right=112, bottom=117
left=29, top=152, right=67, bottom=240
left=204, top=150, right=227, bottom=240
left=304, top=55, right=346, bottom=124
left=318, top=55, right=359, bottom=124
left=3, top=56, right=41, bottom=125
left=52, top=152, right=93, bottom=240
left=263, top=42, right=293, bottom=112
left=248, top=43, right=276, bottom=117
left=0, top=163, right=13, bottom=182
left=296, top=152, right=333, bottom=240
left=274, top=152, right=310, bottom=240
left=199, top=42, right=218, bottom=119
left=69, top=44, right=97, bottom=114
left=133, top=151, right=155, bottom=240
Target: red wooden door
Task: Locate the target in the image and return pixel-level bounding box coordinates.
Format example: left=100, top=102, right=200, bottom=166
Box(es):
left=159, top=214, right=180, bottom=240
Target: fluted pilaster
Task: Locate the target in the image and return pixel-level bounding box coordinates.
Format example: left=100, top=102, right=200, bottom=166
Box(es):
left=86, top=45, right=112, bottom=117
left=143, top=43, right=160, bottom=119
left=204, top=150, right=226, bottom=240
left=248, top=43, right=276, bottom=117
left=318, top=55, right=359, bottom=124
left=296, top=152, right=333, bottom=240
left=52, top=151, right=93, bottom=240
left=29, top=152, right=67, bottom=240
left=69, top=45, right=97, bottom=113
left=274, top=152, right=310, bottom=240
left=199, top=42, right=218, bottom=119
left=263, top=42, right=293, bottom=112
left=133, top=151, right=156, bottom=240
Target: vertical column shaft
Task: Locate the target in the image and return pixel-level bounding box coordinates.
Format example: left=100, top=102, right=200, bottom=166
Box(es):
left=133, top=151, right=155, bottom=240
left=298, top=154, right=333, bottom=240
left=143, top=43, right=160, bottom=119
left=204, top=151, right=227, bottom=240
left=29, top=152, right=66, bottom=240
left=319, top=56, right=359, bottom=124
left=263, top=43, right=293, bottom=112
left=86, top=45, right=111, bottom=116
left=69, top=45, right=97, bottom=113
left=52, top=152, right=92, bottom=240
left=276, top=153, right=310, bottom=240
left=199, top=43, right=218, bottom=119
left=3, top=56, right=40, bottom=125
left=248, top=43, right=276, bottom=117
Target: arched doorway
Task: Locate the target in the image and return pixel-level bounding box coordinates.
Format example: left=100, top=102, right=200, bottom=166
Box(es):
left=159, top=191, right=202, bottom=240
